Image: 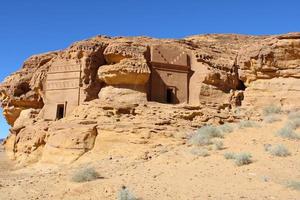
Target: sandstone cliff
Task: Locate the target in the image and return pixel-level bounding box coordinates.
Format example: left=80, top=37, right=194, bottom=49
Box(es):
left=1, top=33, right=300, bottom=165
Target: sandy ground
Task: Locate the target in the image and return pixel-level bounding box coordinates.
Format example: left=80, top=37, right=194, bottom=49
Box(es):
left=0, top=115, right=300, bottom=200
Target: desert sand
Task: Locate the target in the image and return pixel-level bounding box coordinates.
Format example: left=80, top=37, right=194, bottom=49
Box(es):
left=0, top=114, right=299, bottom=200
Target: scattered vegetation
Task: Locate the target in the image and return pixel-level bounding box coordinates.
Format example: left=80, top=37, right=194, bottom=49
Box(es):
left=233, top=107, right=242, bottom=117
left=224, top=152, right=253, bottom=166
left=288, top=111, right=300, bottom=120
left=286, top=181, right=300, bottom=191
left=234, top=153, right=253, bottom=166
left=275, top=110, right=300, bottom=139
left=261, top=176, right=270, bottom=182
left=266, top=144, right=290, bottom=157
left=238, top=120, right=258, bottom=129
left=212, top=139, right=224, bottom=150
left=190, top=148, right=210, bottom=157
left=276, top=127, right=300, bottom=140
left=224, top=152, right=235, bottom=160
left=118, top=186, right=137, bottom=200
left=71, top=167, right=99, bottom=183
left=263, top=144, right=272, bottom=152
left=189, top=134, right=212, bottom=146
left=263, top=105, right=281, bottom=116
left=189, top=125, right=223, bottom=146
left=219, top=123, right=234, bottom=134
left=286, top=118, right=300, bottom=130
left=263, top=115, right=281, bottom=123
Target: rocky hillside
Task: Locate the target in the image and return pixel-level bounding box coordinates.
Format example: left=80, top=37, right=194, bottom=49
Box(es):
left=1, top=33, right=300, bottom=165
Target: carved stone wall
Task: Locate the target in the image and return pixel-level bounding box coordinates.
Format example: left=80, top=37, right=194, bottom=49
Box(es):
left=150, top=45, right=190, bottom=103
left=188, top=52, right=233, bottom=107
left=42, top=59, right=83, bottom=120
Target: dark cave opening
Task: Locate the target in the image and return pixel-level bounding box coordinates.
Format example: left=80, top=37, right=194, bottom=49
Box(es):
left=237, top=79, right=246, bottom=91
left=14, top=82, right=31, bottom=97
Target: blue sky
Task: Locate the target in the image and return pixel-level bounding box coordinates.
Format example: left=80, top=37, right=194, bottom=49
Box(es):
left=0, top=0, right=299, bottom=138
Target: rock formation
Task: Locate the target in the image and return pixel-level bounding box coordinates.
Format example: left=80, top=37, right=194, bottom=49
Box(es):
left=1, top=33, right=300, bottom=165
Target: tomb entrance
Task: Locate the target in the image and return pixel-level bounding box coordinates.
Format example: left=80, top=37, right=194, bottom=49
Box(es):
left=150, top=45, right=191, bottom=104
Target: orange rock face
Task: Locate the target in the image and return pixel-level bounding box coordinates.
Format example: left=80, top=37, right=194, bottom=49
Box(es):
left=1, top=33, right=300, bottom=165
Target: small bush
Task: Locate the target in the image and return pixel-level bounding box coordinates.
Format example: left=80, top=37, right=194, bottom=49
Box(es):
left=238, top=120, right=258, bottom=129
left=118, top=186, right=137, bottom=200
left=234, top=153, right=252, bottom=166
left=219, top=123, right=234, bottom=134
left=286, top=118, right=300, bottom=130
left=224, top=152, right=235, bottom=160
left=71, top=167, right=99, bottom=183
left=263, top=115, right=281, bottom=124
left=269, top=144, right=290, bottom=157
left=286, top=181, right=300, bottom=191
left=189, top=134, right=212, bottom=146
left=276, top=127, right=300, bottom=140
left=261, top=176, right=270, bottom=182
left=263, top=144, right=272, bottom=152
left=189, top=125, right=223, bottom=146
left=233, top=108, right=241, bottom=115
left=288, top=112, right=300, bottom=120
left=198, top=125, right=223, bottom=138
left=190, top=148, right=210, bottom=157
left=263, top=105, right=281, bottom=116
left=212, top=139, right=224, bottom=150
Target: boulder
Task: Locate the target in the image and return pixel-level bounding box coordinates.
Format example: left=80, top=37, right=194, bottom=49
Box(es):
left=41, top=123, right=98, bottom=164
left=237, top=33, right=300, bottom=84
left=99, top=86, right=147, bottom=104
left=242, top=77, right=300, bottom=110
left=98, top=58, right=150, bottom=85
left=4, top=121, right=48, bottom=164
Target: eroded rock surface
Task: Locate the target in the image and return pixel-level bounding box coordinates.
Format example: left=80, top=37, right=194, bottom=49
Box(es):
left=1, top=33, right=300, bottom=165
left=41, top=122, right=98, bottom=164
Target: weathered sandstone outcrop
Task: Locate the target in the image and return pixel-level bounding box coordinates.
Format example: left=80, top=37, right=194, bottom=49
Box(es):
left=237, top=32, right=300, bottom=84
left=0, top=52, right=57, bottom=125
left=1, top=33, right=300, bottom=165
left=41, top=122, right=98, bottom=164
left=98, top=58, right=150, bottom=85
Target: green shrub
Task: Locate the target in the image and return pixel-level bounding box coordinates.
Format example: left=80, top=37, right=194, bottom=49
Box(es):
left=219, top=123, right=234, bottom=133
left=189, top=134, right=212, bottom=146
left=212, top=139, right=224, bottom=150
left=234, top=153, right=252, bottom=166
left=224, top=152, right=253, bottom=166
left=118, top=186, right=137, bottom=200
left=286, top=181, right=300, bottom=191
left=238, top=120, right=258, bottom=129
left=263, top=115, right=281, bottom=123
left=276, top=127, right=300, bottom=140
left=288, top=111, right=300, bottom=120
left=263, top=105, right=281, bottom=116
left=268, top=144, right=290, bottom=157
left=233, top=108, right=243, bottom=117
left=198, top=125, right=223, bottom=138
left=263, top=144, right=272, bottom=152
left=224, top=152, right=235, bottom=160
left=71, top=167, right=99, bottom=183
left=286, top=118, right=300, bottom=130
left=189, top=125, right=223, bottom=146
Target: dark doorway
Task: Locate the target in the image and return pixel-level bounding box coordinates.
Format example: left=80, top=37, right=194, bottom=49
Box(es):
left=56, top=104, right=65, bottom=120
left=166, top=88, right=173, bottom=103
